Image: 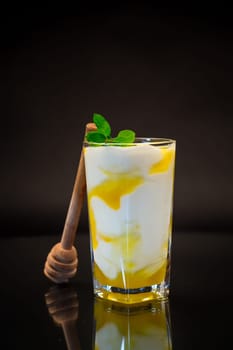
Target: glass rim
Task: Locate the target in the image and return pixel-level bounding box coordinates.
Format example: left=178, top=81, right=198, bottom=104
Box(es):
left=83, top=137, right=176, bottom=147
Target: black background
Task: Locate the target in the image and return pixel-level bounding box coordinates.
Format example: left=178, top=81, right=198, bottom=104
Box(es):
left=1, top=5, right=233, bottom=349
left=1, top=4, right=233, bottom=237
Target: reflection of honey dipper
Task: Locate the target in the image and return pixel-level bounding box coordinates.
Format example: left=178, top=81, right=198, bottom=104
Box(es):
left=45, top=285, right=81, bottom=350
left=44, top=123, right=97, bottom=283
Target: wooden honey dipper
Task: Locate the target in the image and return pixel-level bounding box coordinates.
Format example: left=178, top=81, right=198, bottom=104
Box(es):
left=44, top=122, right=97, bottom=283
left=45, top=285, right=81, bottom=350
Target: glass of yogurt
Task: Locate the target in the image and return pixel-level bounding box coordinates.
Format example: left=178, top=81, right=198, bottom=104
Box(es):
left=83, top=138, right=176, bottom=304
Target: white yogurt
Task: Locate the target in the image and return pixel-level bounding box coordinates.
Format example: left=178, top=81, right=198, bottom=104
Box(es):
left=84, top=142, right=175, bottom=283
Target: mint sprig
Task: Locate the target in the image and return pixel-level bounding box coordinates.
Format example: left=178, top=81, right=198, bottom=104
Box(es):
left=86, top=113, right=135, bottom=144
left=93, top=113, right=111, bottom=138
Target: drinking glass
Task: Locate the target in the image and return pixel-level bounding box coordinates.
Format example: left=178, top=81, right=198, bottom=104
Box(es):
left=84, top=138, right=176, bottom=304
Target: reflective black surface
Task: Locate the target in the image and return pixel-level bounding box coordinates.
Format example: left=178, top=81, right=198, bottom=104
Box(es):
left=1, top=232, right=232, bottom=349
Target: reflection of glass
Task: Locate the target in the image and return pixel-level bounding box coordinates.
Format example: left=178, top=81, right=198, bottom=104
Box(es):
left=94, top=298, right=172, bottom=349
left=84, top=138, right=176, bottom=304
left=45, top=285, right=81, bottom=350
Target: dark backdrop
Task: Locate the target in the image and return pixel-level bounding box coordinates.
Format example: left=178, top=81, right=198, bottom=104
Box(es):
left=1, top=5, right=233, bottom=237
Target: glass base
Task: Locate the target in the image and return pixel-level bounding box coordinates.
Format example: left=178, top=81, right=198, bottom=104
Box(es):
left=94, top=282, right=169, bottom=305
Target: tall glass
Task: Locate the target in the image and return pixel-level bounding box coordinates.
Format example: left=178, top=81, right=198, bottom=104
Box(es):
left=83, top=138, right=176, bottom=304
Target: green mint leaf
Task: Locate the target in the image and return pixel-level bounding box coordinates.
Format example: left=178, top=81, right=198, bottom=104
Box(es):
left=85, top=113, right=136, bottom=144
left=86, top=131, right=106, bottom=143
left=111, top=129, right=135, bottom=143
left=93, top=113, right=111, bottom=137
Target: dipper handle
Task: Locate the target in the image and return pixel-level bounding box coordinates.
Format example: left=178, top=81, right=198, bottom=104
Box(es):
left=60, top=122, right=96, bottom=249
